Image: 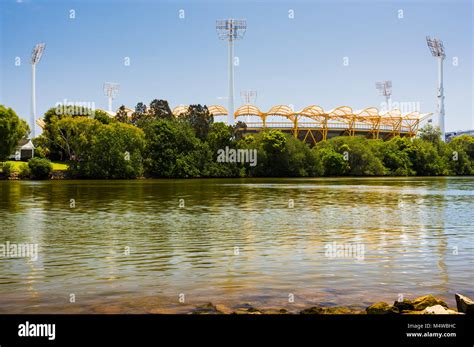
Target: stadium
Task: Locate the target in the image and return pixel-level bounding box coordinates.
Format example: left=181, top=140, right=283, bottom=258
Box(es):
left=173, top=104, right=432, bottom=144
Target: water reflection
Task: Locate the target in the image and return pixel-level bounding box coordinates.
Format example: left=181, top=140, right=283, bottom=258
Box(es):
left=0, top=177, right=473, bottom=313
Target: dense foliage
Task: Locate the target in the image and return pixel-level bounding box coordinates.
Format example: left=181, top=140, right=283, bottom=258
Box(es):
left=57, top=118, right=145, bottom=179
left=28, top=158, right=53, bottom=179
left=3, top=101, right=473, bottom=179
left=0, top=105, right=29, bottom=161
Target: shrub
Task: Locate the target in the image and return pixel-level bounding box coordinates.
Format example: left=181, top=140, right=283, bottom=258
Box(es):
left=28, top=158, right=53, bottom=179
left=378, top=137, right=415, bottom=176
left=93, top=110, right=114, bottom=125
left=33, top=146, right=48, bottom=159
left=51, top=117, right=145, bottom=179
left=18, top=163, right=31, bottom=179
left=407, top=139, right=449, bottom=176
left=323, top=136, right=387, bottom=176
left=239, top=130, right=320, bottom=177
left=2, top=162, right=15, bottom=177
left=316, top=147, right=349, bottom=176
left=144, top=119, right=202, bottom=177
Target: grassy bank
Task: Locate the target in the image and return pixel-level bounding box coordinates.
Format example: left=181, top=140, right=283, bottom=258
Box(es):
left=1, top=161, right=68, bottom=172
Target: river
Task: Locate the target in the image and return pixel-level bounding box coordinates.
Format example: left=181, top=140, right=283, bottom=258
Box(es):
left=0, top=177, right=472, bottom=313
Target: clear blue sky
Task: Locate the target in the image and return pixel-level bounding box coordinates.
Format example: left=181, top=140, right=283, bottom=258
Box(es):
left=0, top=0, right=472, bottom=134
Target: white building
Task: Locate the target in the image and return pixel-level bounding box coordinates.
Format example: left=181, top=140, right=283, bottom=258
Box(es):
left=9, top=139, right=35, bottom=161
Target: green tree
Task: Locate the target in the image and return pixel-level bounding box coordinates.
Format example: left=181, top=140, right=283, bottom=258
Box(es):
left=207, top=122, right=234, bottom=153
left=179, top=104, right=213, bottom=140
left=135, top=102, right=147, bottom=115
left=419, top=123, right=442, bottom=145
left=447, top=135, right=474, bottom=175
left=143, top=119, right=203, bottom=178
left=285, top=135, right=322, bottom=176
left=204, top=122, right=246, bottom=177
left=239, top=130, right=320, bottom=177
left=115, top=105, right=129, bottom=123
left=51, top=117, right=145, bottom=178
left=378, top=136, right=415, bottom=176
left=93, top=109, right=114, bottom=125
left=255, top=130, right=288, bottom=176
left=316, top=146, right=349, bottom=176
left=39, top=106, right=96, bottom=161
left=449, top=135, right=474, bottom=160
left=0, top=105, right=29, bottom=161
left=149, top=99, right=173, bottom=120
left=232, top=121, right=247, bottom=141
left=406, top=138, right=449, bottom=175
left=131, top=102, right=150, bottom=126
left=326, top=136, right=387, bottom=176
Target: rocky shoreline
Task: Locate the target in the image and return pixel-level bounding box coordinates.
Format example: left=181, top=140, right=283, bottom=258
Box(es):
left=189, top=294, right=474, bottom=315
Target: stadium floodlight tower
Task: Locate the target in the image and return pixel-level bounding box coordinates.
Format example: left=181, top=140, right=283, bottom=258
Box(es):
left=216, top=19, right=247, bottom=125
left=30, top=43, right=46, bottom=138
left=426, top=36, right=446, bottom=141
left=240, top=90, right=257, bottom=104
left=375, top=80, right=392, bottom=111
left=103, top=82, right=120, bottom=113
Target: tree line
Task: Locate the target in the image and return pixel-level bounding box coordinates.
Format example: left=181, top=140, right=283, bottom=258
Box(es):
left=1, top=101, right=473, bottom=179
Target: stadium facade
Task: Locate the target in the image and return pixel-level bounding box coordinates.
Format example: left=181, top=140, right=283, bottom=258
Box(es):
left=174, top=104, right=432, bottom=144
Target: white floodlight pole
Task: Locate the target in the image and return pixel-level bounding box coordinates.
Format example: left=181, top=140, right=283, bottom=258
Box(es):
left=437, top=54, right=445, bottom=141
left=30, top=43, right=45, bottom=138
left=228, top=32, right=234, bottom=124
left=216, top=19, right=246, bottom=125
left=241, top=91, right=257, bottom=104
left=241, top=91, right=257, bottom=123
left=376, top=80, right=392, bottom=111
left=31, top=64, right=36, bottom=137
left=426, top=36, right=446, bottom=141
left=103, top=82, right=120, bottom=113
left=385, top=90, right=391, bottom=110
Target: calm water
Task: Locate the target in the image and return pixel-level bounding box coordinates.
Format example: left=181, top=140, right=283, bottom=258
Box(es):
left=0, top=177, right=473, bottom=313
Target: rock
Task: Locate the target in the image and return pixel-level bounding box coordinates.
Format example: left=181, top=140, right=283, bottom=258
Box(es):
left=393, top=299, right=414, bottom=311
left=191, top=302, right=222, bottom=314
left=400, top=310, right=425, bottom=315
left=366, top=302, right=399, bottom=314
left=92, top=305, right=123, bottom=314
left=233, top=308, right=262, bottom=314
left=148, top=308, right=182, bottom=314
left=455, top=293, right=474, bottom=315
left=300, top=306, right=363, bottom=314
left=300, top=306, right=327, bottom=314
left=422, top=305, right=462, bottom=315
left=232, top=303, right=262, bottom=314
left=261, top=308, right=290, bottom=314
left=411, top=295, right=448, bottom=311
left=215, top=304, right=234, bottom=314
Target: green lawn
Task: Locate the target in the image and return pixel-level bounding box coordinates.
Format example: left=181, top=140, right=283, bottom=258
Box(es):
left=2, top=161, right=68, bottom=172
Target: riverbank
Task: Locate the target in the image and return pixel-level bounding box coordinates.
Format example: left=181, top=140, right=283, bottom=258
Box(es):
left=38, top=294, right=474, bottom=315
left=1, top=161, right=473, bottom=180
left=1, top=169, right=473, bottom=181
left=188, top=294, right=473, bottom=315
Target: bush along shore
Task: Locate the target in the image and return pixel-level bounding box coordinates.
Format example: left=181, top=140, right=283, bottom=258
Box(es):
left=1, top=102, right=474, bottom=180
left=187, top=294, right=474, bottom=315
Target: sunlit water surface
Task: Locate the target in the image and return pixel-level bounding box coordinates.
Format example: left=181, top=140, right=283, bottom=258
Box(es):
left=0, top=177, right=473, bottom=313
